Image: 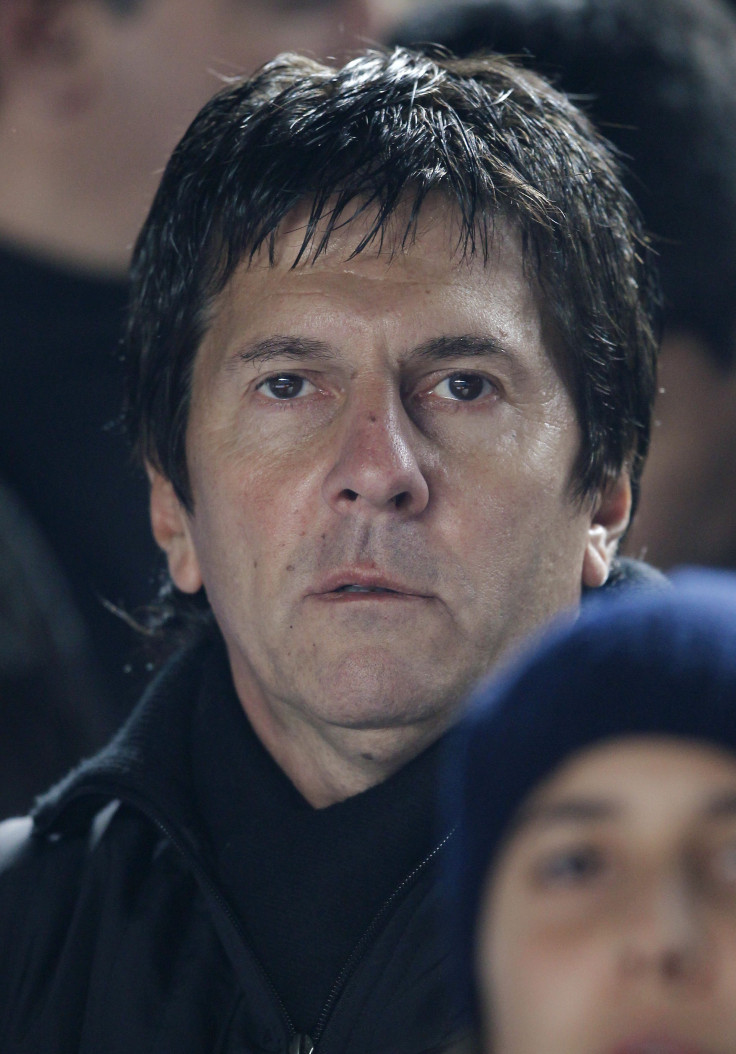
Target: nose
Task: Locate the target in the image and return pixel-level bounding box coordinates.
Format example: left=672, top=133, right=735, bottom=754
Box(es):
left=322, top=385, right=430, bottom=517
left=618, top=874, right=711, bottom=989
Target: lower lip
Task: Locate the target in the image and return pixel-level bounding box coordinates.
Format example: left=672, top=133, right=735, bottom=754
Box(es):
left=311, top=590, right=428, bottom=603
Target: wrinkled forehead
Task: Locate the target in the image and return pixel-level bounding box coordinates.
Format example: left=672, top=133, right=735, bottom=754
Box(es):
left=247, top=191, right=521, bottom=279
left=195, top=194, right=555, bottom=376
left=515, top=735, right=736, bottom=832
left=191, top=192, right=566, bottom=408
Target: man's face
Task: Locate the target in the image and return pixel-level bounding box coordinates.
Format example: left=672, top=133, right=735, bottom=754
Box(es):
left=153, top=201, right=622, bottom=741
left=477, top=737, right=736, bottom=1054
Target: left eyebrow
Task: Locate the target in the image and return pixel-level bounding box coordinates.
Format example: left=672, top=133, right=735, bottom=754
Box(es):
left=406, top=334, right=533, bottom=384
left=409, top=335, right=515, bottom=362
left=230, top=335, right=338, bottom=368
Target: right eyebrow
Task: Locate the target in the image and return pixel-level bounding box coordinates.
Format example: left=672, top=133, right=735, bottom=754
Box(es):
left=516, top=798, right=621, bottom=831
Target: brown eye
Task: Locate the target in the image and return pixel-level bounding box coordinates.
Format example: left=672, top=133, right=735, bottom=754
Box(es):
left=433, top=373, right=495, bottom=401
left=258, top=374, right=311, bottom=400
left=535, top=845, right=605, bottom=887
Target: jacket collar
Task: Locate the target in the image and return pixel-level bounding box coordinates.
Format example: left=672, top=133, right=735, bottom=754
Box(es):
left=32, top=627, right=217, bottom=839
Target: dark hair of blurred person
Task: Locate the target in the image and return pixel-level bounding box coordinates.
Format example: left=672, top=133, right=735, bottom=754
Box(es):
left=392, top=0, right=736, bottom=571
left=0, top=481, right=111, bottom=820
left=0, top=0, right=373, bottom=722
left=446, top=571, right=736, bottom=1053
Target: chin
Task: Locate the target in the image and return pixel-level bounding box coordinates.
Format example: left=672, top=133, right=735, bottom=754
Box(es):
left=314, top=652, right=464, bottom=731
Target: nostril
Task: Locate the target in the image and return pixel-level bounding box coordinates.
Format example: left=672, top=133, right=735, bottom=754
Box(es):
left=342, top=489, right=359, bottom=503
left=393, top=491, right=412, bottom=510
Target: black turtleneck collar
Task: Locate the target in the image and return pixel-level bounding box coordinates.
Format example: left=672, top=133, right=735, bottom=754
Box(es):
left=191, top=638, right=447, bottom=1035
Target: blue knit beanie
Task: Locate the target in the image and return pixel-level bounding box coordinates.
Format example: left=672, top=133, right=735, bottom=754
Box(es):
left=445, top=570, right=736, bottom=1023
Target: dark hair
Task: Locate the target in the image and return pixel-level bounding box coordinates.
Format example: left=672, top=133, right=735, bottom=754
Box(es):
left=393, top=0, right=736, bottom=370
left=125, top=46, right=658, bottom=519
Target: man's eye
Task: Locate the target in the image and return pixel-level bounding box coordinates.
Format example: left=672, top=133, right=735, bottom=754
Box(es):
left=257, top=374, right=313, bottom=400
left=432, top=373, right=495, bottom=402
left=534, top=845, right=604, bottom=887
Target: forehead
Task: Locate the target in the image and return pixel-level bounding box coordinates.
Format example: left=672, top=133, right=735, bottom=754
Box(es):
left=199, top=197, right=551, bottom=366
left=256, top=194, right=522, bottom=284
left=525, top=736, right=736, bottom=822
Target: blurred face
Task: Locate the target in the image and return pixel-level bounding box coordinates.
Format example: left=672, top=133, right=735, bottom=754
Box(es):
left=153, top=200, right=622, bottom=746
left=477, top=737, right=736, bottom=1054
left=99, top=0, right=370, bottom=142
left=76, top=0, right=372, bottom=234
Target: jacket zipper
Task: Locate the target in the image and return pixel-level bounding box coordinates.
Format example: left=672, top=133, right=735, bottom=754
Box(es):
left=40, top=782, right=454, bottom=1053
left=288, top=1036, right=315, bottom=1054
left=310, top=827, right=456, bottom=1048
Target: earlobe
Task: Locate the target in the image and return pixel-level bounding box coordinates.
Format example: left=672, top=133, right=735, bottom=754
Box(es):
left=148, top=466, right=203, bottom=595
left=582, top=472, right=633, bottom=589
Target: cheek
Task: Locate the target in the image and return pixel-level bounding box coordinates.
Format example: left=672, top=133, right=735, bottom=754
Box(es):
left=190, top=416, right=326, bottom=546
left=434, top=443, right=579, bottom=572
left=440, top=401, right=577, bottom=509
left=484, top=930, right=608, bottom=1053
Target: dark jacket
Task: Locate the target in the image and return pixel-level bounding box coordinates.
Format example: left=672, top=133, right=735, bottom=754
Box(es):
left=0, top=634, right=461, bottom=1054
left=0, top=559, right=665, bottom=1053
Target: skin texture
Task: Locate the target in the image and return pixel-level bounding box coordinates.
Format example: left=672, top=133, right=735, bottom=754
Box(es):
left=0, top=0, right=371, bottom=272
left=478, top=737, right=736, bottom=1054
left=150, top=200, right=630, bottom=806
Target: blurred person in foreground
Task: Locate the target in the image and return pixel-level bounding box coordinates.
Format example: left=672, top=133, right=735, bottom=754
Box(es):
left=0, top=0, right=371, bottom=721
left=392, top=0, right=736, bottom=572
left=0, top=47, right=659, bottom=1052
left=447, top=572, right=736, bottom=1053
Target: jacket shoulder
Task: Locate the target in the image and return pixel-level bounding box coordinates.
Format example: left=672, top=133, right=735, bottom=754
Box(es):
left=0, top=816, right=34, bottom=874
left=0, top=801, right=177, bottom=1036
left=0, top=802, right=120, bottom=913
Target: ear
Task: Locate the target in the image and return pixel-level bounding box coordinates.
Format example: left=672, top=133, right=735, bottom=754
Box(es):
left=148, top=465, right=203, bottom=595
left=581, top=472, right=632, bottom=589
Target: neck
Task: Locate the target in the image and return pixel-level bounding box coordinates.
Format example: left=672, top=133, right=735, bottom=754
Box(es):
left=231, top=676, right=454, bottom=809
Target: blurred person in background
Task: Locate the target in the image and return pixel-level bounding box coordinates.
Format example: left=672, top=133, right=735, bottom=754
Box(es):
left=392, top=0, right=736, bottom=572
left=0, top=0, right=372, bottom=722
left=0, top=480, right=109, bottom=819
left=447, top=572, right=736, bottom=1053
